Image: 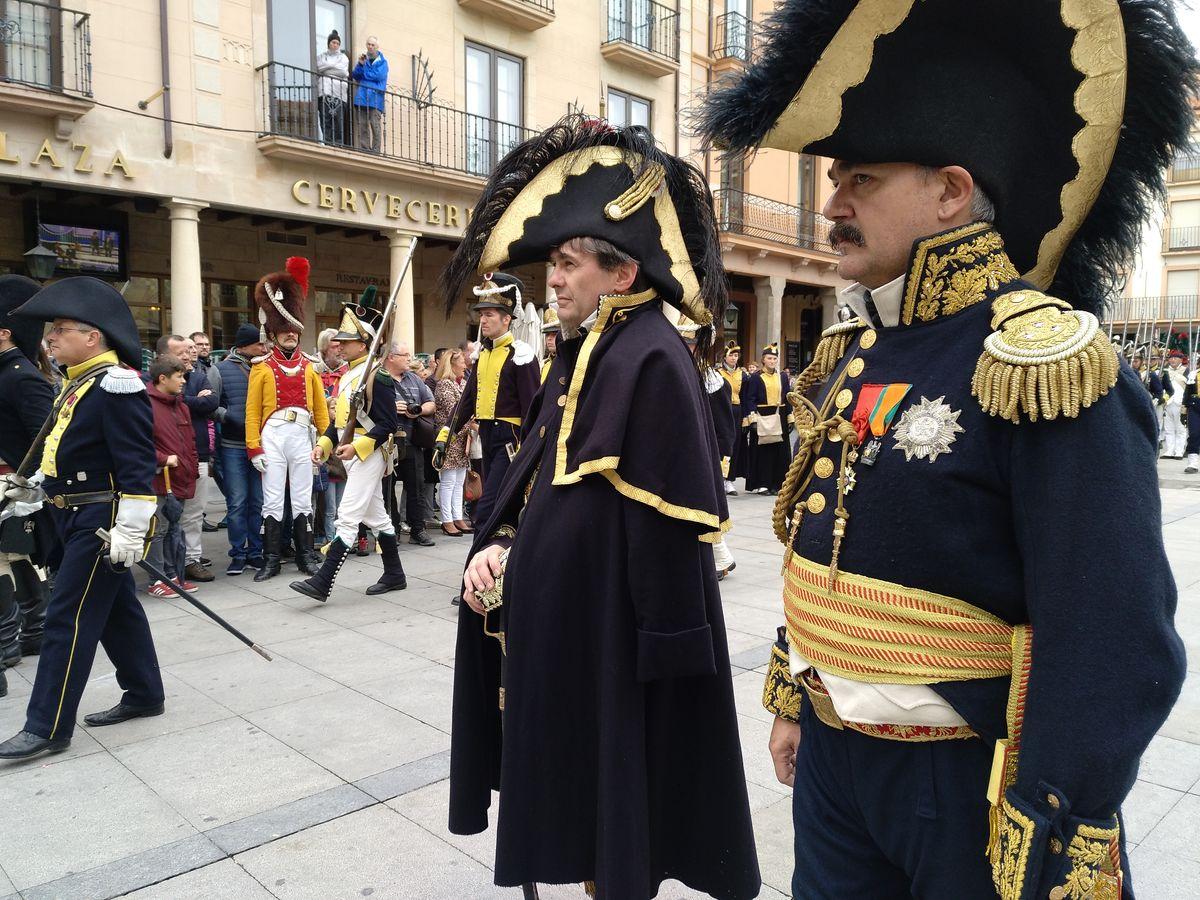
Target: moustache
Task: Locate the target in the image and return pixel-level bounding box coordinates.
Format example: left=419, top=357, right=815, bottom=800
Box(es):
left=829, top=223, right=866, bottom=250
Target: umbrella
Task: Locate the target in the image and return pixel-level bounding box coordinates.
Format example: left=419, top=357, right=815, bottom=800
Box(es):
left=159, top=466, right=185, bottom=580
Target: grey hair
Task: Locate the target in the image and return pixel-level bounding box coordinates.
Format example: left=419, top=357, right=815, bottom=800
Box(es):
left=316, top=327, right=337, bottom=353
left=565, top=236, right=638, bottom=272
left=919, top=166, right=995, bottom=224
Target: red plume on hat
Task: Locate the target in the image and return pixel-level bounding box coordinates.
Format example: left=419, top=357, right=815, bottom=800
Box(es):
left=254, top=255, right=310, bottom=336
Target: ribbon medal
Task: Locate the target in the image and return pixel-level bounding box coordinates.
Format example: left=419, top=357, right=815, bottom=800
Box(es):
left=850, top=384, right=912, bottom=466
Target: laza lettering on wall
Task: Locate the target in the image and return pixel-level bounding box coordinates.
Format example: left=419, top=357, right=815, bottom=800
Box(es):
left=0, top=131, right=135, bottom=178
left=290, top=179, right=471, bottom=229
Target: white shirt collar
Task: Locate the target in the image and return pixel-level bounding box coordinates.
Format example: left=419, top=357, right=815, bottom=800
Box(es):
left=563, top=308, right=599, bottom=340
left=839, top=273, right=905, bottom=328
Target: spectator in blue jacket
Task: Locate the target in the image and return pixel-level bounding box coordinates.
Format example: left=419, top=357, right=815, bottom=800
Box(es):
left=352, top=36, right=388, bottom=153
left=216, top=324, right=266, bottom=576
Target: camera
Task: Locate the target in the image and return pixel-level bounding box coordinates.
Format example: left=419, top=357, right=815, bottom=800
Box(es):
left=407, top=403, right=422, bottom=416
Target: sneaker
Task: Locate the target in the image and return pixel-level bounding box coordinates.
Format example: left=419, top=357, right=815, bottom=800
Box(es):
left=200, top=556, right=212, bottom=567
left=409, top=530, right=435, bottom=547
left=355, top=536, right=370, bottom=557
left=226, top=558, right=247, bottom=576
left=176, top=580, right=199, bottom=592
left=217, top=518, right=228, bottom=529
left=248, top=556, right=265, bottom=570
left=399, top=522, right=411, bottom=534
left=147, top=581, right=177, bottom=598
left=184, top=562, right=215, bottom=583
left=202, top=520, right=219, bottom=533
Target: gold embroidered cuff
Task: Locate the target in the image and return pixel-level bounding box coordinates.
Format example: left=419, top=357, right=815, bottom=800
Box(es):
left=1057, top=818, right=1122, bottom=900
left=490, top=525, right=517, bottom=541
left=762, top=642, right=802, bottom=722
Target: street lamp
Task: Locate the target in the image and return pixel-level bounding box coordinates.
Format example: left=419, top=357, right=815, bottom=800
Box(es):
left=23, top=243, right=58, bottom=281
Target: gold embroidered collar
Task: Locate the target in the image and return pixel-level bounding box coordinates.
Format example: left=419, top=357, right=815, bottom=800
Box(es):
left=899, top=223, right=1019, bottom=327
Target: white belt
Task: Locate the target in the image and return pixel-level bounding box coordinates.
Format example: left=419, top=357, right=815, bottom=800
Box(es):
left=266, top=407, right=312, bottom=427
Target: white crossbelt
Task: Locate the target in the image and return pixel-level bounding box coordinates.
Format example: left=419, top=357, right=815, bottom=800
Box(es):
left=266, top=407, right=312, bottom=427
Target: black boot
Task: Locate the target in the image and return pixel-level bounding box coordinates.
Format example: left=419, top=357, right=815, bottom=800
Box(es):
left=0, top=668, right=6, bottom=698
left=254, top=517, right=283, bottom=582
left=0, top=576, right=20, bottom=668
left=289, top=536, right=351, bottom=602
left=293, top=514, right=324, bottom=575
left=13, top=560, right=47, bottom=656
left=366, top=532, right=408, bottom=595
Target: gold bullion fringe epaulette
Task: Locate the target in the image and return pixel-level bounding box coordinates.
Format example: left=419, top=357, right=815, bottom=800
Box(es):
left=771, top=318, right=865, bottom=545
left=761, top=643, right=802, bottom=722
left=972, top=289, right=1118, bottom=423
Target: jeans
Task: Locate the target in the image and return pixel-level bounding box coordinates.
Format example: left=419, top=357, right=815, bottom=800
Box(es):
left=437, top=467, right=466, bottom=523
left=321, top=479, right=346, bottom=543
left=219, top=444, right=263, bottom=561
left=145, top=495, right=179, bottom=581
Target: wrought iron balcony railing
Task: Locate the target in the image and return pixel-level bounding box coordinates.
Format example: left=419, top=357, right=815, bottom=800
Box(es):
left=714, top=189, right=833, bottom=253
left=0, top=0, right=91, bottom=96
left=711, top=11, right=759, bottom=62
left=1164, top=225, right=1200, bottom=252
left=605, top=0, right=680, bottom=62
left=1106, top=295, right=1200, bottom=322
left=256, top=61, right=537, bottom=179
left=1167, top=152, right=1200, bottom=184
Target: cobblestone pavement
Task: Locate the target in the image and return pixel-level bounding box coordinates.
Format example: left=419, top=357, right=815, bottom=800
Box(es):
left=0, top=472, right=1197, bottom=898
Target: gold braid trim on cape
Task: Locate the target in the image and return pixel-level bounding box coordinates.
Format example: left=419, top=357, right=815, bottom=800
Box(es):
left=972, top=289, right=1119, bottom=423
left=771, top=319, right=866, bottom=545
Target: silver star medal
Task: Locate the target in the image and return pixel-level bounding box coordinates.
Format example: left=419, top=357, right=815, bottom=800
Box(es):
left=892, top=396, right=964, bottom=463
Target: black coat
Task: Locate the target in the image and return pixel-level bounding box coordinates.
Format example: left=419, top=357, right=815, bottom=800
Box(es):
left=707, top=372, right=737, bottom=474
left=0, top=346, right=54, bottom=470
left=449, top=300, right=759, bottom=899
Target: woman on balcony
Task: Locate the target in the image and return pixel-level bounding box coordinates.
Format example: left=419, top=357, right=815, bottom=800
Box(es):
left=316, top=30, right=349, bottom=146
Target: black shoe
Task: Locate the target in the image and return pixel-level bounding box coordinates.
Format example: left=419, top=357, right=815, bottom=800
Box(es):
left=83, top=701, right=165, bottom=728
left=200, top=556, right=212, bottom=567
left=293, top=514, right=324, bottom=575
left=226, top=558, right=247, bottom=576
left=218, top=518, right=228, bottom=529
left=290, top=537, right=352, bottom=603
left=0, top=730, right=70, bottom=760
left=248, top=556, right=265, bottom=570
left=202, top=520, right=219, bottom=533
left=366, top=532, right=408, bottom=595
left=255, top=518, right=282, bottom=582
left=408, top=530, right=435, bottom=547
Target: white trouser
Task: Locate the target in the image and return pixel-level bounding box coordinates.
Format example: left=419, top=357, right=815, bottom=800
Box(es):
left=438, top=467, right=467, bottom=523
left=335, top=449, right=393, bottom=544
left=180, top=461, right=210, bottom=564
left=1163, top=402, right=1186, bottom=457
left=712, top=537, right=735, bottom=573
left=261, top=418, right=314, bottom=519
left=1156, top=403, right=1166, bottom=438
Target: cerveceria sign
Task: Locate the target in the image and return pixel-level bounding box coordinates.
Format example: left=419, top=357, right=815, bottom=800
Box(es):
left=290, top=179, right=473, bottom=231
left=0, top=131, right=134, bottom=178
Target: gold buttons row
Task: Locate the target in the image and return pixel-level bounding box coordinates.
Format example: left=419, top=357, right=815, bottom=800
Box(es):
left=859, top=329, right=877, bottom=350
left=813, top=457, right=835, bottom=479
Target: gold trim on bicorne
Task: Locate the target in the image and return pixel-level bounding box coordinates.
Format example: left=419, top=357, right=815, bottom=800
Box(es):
left=783, top=553, right=1015, bottom=685
left=759, top=0, right=1126, bottom=291
left=551, top=288, right=729, bottom=540
left=478, top=146, right=708, bottom=326
left=761, top=643, right=803, bottom=722
left=901, top=224, right=1019, bottom=326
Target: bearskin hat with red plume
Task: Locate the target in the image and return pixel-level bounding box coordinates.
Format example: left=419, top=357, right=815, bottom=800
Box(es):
left=254, top=256, right=310, bottom=337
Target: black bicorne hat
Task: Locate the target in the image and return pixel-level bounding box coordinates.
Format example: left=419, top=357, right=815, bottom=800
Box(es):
left=334, top=285, right=384, bottom=343
left=470, top=272, right=524, bottom=314
left=13, top=276, right=142, bottom=369
left=697, top=0, right=1198, bottom=315
left=441, top=115, right=727, bottom=329
left=0, top=275, right=46, bottom=363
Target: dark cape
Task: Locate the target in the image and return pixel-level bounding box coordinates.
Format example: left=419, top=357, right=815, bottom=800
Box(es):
left=449, top=296, right=759, bottom=900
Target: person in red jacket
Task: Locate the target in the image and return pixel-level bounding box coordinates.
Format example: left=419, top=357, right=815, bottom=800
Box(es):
left=145, top=355, right=199, bottom=598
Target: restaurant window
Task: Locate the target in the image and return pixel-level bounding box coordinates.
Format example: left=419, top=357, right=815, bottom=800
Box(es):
left=204, top=282, right=253, bottom=353
left=315, top=289, right=354, bottom=336
left=124, top=276, right=169, bottom=367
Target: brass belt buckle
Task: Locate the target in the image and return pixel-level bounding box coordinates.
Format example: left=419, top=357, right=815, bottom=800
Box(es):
left=51, top=495, right=66, bottom=509
left=285, top=409, right=298, bottom=422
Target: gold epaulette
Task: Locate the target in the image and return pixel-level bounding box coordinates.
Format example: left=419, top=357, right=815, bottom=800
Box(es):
left=812, top=318, right=866, bottom=378
left=972, top=290, right=1118, bottom=423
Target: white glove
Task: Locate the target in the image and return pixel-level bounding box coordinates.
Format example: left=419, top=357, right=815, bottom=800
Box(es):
left=1, top=471, right=44, bottom=505
left=252, top=455, right=267, bottom=473
left=108, top=496, right=156, bottom=568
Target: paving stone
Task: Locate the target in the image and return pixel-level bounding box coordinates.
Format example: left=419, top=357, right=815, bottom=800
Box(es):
left=269, top=628, right=432, bottom=686
left=353, top=612, right=458, bottom=664
left=121, top=858, right=276, bottom=898
left=1158, top=673, right=1200, bottom=744
left=112, top=717, right=343, bottom=830
left=1139, top=791, right=1200, bottom=863
left=1129, top=846, right=1200, bottom=899
left=388, top=777, right=495, bottom=869
left=1137, top=733, right=1200, bottom=792
left=0, top=692, right=105, bottom=777
left=78, top=670, right=234, bottom=751
left=235, top=804, right=510, bottom=898
left=245, top=687, right=448, bottom=782
left=0, top=751, right=195, bottom=889
left=206, top=784, right=376, bottom=856
left=22, top=834, right=222, bottom=900
left=1122, top=779, right=1185, bottom=844
left=167, top=645, right=341, bottom=714
left=356, top=662, right=456, bottom=733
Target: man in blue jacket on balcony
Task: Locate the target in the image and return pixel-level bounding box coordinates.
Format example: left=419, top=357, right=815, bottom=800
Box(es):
left=352, top=36, right=387, bottom=154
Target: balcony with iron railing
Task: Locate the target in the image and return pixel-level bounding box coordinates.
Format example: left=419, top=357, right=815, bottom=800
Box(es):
left=457, top=0, right=554, bottom=31
left=1167, top=152, right=1200, bottom=184
left=601, top=0, right=680, bottom=78
left=714, top=189, right=834, bottom=254
left=0, top=0, right=93, bottom=134
left=1164, top=225, right=1200, bottom=252
left=711, top=12, right=760, bottom=66
left=255, top=61, right=538, bottom=189
left=1106, top=295, right=1200, bottom=323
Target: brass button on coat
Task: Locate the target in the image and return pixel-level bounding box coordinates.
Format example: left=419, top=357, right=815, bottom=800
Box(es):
left=805, top=493, right=826, bottom=515
left=1049, top=838, right=1063, bottom=855
left=859, top=330, right=877, bottom=349
left=1046, top=794, right=1060, bottom=810
left=557, top=395, right=566, bottom=407
left=1049, top=887, right=1066, bottom=900
left=847, top=358, right=865, bottom=378
left=814, top=458, right=835, bottom=479
left=538, top=426, right=546, bottom=438
left=835, top=389, right=853, bottom=410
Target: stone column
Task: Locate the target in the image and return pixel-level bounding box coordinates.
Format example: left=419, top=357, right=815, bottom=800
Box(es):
left=753, top=274, right=786, bottom=355
left=388, top=229, right=421, bottom=350
left=164, top=198, right=209, bottom=336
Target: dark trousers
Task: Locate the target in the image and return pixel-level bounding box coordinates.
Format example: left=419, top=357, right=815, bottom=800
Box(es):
left=473, top=420, right=520, bottom=530
left=25, top=503, right=164, bottom=741
left=790, top=698, right=998, bottom=898
left=387, top=446, right=427, bottom=531
left=1187, top=408, right=1200, bottom=455
left=318, top=95, right=345, bottom=144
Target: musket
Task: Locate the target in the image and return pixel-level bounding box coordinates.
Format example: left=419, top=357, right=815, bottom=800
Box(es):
left=96, top=528, right=273, bottom=661
left=338, top=234, right=418, bottom=448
